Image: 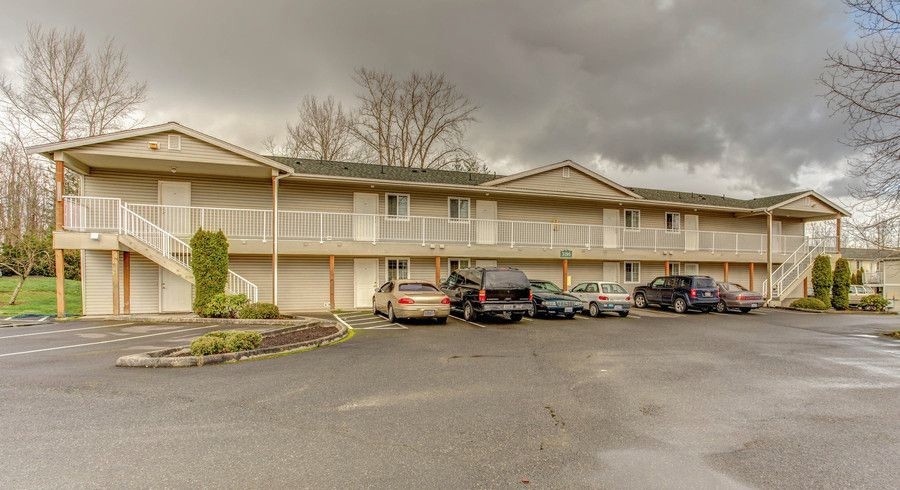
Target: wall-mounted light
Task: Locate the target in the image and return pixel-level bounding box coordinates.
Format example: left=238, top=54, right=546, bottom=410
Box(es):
left=148, top=141, right=160, bottom=150
left=170, top=167, right=177, bottom=173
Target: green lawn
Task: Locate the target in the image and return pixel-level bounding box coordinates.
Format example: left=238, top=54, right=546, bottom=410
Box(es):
left=0, top=276, right=82, bottom=317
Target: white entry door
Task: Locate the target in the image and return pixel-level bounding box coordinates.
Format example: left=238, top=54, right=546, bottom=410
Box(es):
left=353, top=193, right=379, bottom=242
left=354, top=258, right=379, bottom=308
left=160, top=268, right=192, bottom=312
left=684, top=214, right=699, bottom=251
left=603, top=262, right=619, bottom=282
left=476, top=200, right=498, bottom=245
left=603, top=209, right=619, bottom=248
left=158, top=181, right=191, bottom=235
left=772, top=220, right=783, bottom=253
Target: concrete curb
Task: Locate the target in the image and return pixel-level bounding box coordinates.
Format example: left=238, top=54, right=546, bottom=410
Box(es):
left=101, top=315, right=322, bottom=325
left=777, top=306, right=896, bottom=315
left=115, top=322, right=348, bottom=368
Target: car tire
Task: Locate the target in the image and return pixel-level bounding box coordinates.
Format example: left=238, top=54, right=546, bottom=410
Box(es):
left=634, top=294, right=647, bottom=308
left=715, top=300, right=727, bottom=313
left=435, top=317, right=448, bottom=324
left=463, top=302, right=478, bottom=322
left=589, top=302, right=600, bottom=317
left=526, top=304, right=536, bottom=318
left=510, top=313, right=523, bottom=322
left=673, top=297, right=687, bottom=314
left=739, top=307, right=751, bottom=314
left=387, top=303, right=397, bottom=323
left=618, top=311, right=629, bottom=318
left=372, top=300, right=379, bottom=315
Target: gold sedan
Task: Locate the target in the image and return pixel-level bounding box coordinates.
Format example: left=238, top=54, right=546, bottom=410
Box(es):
left=373, top=279, right=451, bottom=324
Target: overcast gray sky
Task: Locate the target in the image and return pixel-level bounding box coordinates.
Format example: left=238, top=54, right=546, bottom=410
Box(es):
left=0, top=0, right=858, bottom=199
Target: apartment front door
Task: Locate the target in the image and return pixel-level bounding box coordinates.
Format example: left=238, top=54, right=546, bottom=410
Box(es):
left=158, top=181, right=191, bottom=235
left=354, top=258, right=379, bottom=308
left=603, top=262, right=619, bottom=282
left=772, top=220, right=783, bottom=253
left=603, top=209, right=619, bottom=248
left=684, top=214, right=699, bottom=251
left=160, top=268, right=192, bottom=312
left=353, top=192, right=378, bottom=242
left=476, top=200, right=498, bottom=245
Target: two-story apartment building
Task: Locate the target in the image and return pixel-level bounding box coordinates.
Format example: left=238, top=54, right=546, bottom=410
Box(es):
left=29, top=123, right=849, bottom=317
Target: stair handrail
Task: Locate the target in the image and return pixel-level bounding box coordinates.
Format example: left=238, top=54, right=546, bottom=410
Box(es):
left=763, top=236, right=831, bottom=298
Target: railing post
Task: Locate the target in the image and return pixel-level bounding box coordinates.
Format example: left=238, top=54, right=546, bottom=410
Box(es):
left=654, top=229, right=657, bottom=252
left=320, top=214, right=325, bottom=244
left=549, top=223, right=553, bottom=249
left=372, top=215, right=377, bottom=244
left=510, top=222, right=515, bottom=248
left=468, top=220, right=472, bottom=247
left=587, top=226, right=592, bottom=250
left=422, top=218, right=426, bottom=246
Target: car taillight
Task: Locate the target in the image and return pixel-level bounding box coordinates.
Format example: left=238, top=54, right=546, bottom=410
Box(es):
left=440, top=296, right=450, bottom=304
left=398, top=297, right=415, bottom=305
left=625, top=295, right=631, bottom=301
left=478, top=289, right=487, bottom=302
left=690, top=289, right=697, bottom=298
left=598, top=295, right=609, bottom=301
left=737, top=294, right=745, bottom=300
left=528, top=290, right=533, bottom=301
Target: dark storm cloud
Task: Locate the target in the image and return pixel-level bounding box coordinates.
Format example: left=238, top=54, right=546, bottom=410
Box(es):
left=0, top=0, right=855, bottom=197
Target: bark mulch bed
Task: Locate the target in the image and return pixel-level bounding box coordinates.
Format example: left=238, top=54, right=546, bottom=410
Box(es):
left=260, top=325, right=338, bottom=348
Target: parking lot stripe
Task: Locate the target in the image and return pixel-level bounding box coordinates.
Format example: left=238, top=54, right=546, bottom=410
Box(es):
left=449, top=315, right=487, bottom=328
left=332, top=314, right=354, bottom=330
left=349, top=318, right=393, bottom=326
left=0, top=324, right=218, bottom=358
left=0, top=322, right=135, bottom=340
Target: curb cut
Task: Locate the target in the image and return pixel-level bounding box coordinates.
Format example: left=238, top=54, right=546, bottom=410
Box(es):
left=115, top=322, right=349, bottom=368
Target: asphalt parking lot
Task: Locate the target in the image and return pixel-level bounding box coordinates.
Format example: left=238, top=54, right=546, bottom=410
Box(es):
left=1, top=309, right=898, bottom=488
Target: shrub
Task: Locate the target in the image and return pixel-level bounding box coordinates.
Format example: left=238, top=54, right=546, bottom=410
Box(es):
left=860, top=294, right=889, bottom=311
left=831, top=258, right=851, bottom=310
left=811, top=255, right=833, bottom=307
left=790, top=298, right=828, bottom=310
left=189, top=330, right=262, bottom=356
left=237, top=302, right=281, bottom=319
left=200, top=293, right=249, bottom=318
left=190, top=228, right=230, bottom=313
left=851, top=268, right=864, bottom=285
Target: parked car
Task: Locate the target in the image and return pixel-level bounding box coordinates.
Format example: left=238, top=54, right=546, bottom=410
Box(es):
left=569, top=281, right=631, bottom=317
left=527, top=280, right=583, bottom=318
left=373, top=280, right=450, bottom=323
left=715, top=282, right=763, bottom=313
left=441, top=267, right=532, bottom=322
left=849, top=285, right=876, bottom=307
left=632, top=275, right=720, bottom=313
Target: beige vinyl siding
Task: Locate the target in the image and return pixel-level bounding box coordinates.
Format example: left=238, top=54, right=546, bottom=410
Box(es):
left=699, top=263, right=725, bottom=281
left=497, top=259, right=563, bottom=283
left=76, top=131, right=262, bottom=168
left=728, top=263, right=752, bottom=289
left=276, top=256, right=331, bottom=311
left=334, top=258, right=355, bottom=309
left=129, top=254, right=159, bottom=313
left=568, top=260, right=605, bottom=286
left=492, top=167, right=632, bottom=198
left=83, top=250, right=120, bottom=315
left=639, top=262, right=666, bottom=284
left=228, top=255, right=274, bottom=303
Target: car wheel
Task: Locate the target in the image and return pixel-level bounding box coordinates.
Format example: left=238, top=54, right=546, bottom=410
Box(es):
left=739, top=307, right=751, bottom=314
left=618, top=311, right=629, bottom=318
left=715, top=300, right=727, bottom=313
left=510, top=313, right=523, bottom=322
left=435, top=317, right=448, bottom=324
left=372, top=300, right=379, bottom=315
left=387, top=303, right=397, bottom=323
left=526, top=304, right=536, bottom=318
left=673, top=297, right=687, bottom=314
left=463, top=302, right=477, bottom=322
left=589, top=302, right=600, bottom=317
left=634, top=294, right=647, bottom=308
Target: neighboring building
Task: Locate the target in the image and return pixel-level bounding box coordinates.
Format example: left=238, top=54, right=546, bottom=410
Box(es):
left=840, top=247, right=900, bottom=287
left=880, top=258, right=900, bottom=306
left=29, top=122, right=850, bottom=316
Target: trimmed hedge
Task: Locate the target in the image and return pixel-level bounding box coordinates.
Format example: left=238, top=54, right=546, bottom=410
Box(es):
left=860, top=294, right=889, bottom=311
left=832, top=258, right=851, bottom=310
left=190, top=228, right=230, bottom=314
left=811, top=255, right=833, bottom=308
left=190, top=330, right=262, bottom=356
left=237, top=302, right=280, bottom=319
left=790, top=298, right=828, bottom=310
left=200, top=293, right=249, bottom=318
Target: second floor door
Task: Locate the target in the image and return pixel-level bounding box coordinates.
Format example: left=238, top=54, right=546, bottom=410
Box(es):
left=353, top=192, right=378, bottom=242
left=158, top=181, right=191, bottom=236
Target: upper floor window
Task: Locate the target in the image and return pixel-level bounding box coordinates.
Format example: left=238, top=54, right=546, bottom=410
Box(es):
left=386, top=193, right=409, bottom=218
left=665, top=212, right=681, bottom=232
left=448, top=197, right=470, bottom=220
left=624, top=209, right=641, bottom=229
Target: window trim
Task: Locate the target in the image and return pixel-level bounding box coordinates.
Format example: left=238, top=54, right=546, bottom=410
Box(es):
left=385, top=193, right=411, bottom=220
left=447, top=197, right=471, bottom=221
left=447, top=257, right=471, bottom=274
left=669, top=262, right=682, bottom=275
left=665, top=212, right=681, bottom=233
left=624, top=209, right=641, bottom=230
left=385, top=257, right=411, bottom=282
left=624, top=261, right=641, bottom=284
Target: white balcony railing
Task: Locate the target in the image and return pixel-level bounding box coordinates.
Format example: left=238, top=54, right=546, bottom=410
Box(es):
left=863, top=270, right=884, bottom=285
left=63, top=196, right=806, bottom=255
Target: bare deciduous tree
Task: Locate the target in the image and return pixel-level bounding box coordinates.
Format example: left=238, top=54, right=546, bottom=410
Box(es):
left=822, top=0, right=900, bottom=208
left=280, top=95, right=356, bottom=161
left=0, top=231, right=51, bottom=305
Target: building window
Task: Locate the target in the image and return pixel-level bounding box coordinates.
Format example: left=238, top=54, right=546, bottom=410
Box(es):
left=448, top=258, right=470, bottom=274
left=624, top=261, right=640, bottom=283
left=386, top=258, right=409, bottom=281
left=386, top=193, right=410, bottom=218
left=665, top=212, right=681, bottom=232
left=448, top=197, right=470, bottom=220
left=669, top=262, right=682, bottom=275
left=624, top=209, right=641, bottom=229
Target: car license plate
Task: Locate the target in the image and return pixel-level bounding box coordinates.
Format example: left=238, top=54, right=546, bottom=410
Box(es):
left=750, top=303, right=758, bottom=308
left=613, top=305, right=622, bottom=310
left=503, top=304, right=517, bottom=310
left=564, top=307, right=573, bottom=313
left=423, top=310, right=435, bottom=317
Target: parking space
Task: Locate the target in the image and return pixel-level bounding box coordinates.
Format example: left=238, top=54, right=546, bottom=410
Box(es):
left=333, top=310, right=407, bottom=330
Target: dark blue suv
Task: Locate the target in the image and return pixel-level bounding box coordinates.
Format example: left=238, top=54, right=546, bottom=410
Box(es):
left=632, top=275, right=720, bottom=313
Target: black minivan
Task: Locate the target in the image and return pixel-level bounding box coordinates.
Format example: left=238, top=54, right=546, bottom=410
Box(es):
left=441, top=267, right=532, bottom=322
left=632, top=275, right=720, bottom=313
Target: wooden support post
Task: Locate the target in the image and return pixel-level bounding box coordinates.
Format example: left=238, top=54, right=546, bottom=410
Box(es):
left=328, top=255, right=335, bottom=309
left=55, top=159, right=64, bottom=230
left=803, top=277, right=808, bottom=298
left=835, top=216, right=842, bottom=253
left=749, top=263, right=755, bottom=291
left=435, top=256, right=441, bottom=285
left=664, top=261, right=670, bottom=275
left=111, top=250, right=120, bottom=316
left=723, top=262, right=729, bottom=282
left=123, top=252, right=131, bottom=315
left=562, top=259, right=569, bottom=290
left=55, top=249, right=65, bottom=318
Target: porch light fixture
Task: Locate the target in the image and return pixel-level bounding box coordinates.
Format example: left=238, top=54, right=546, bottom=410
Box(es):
left=170, top=167, right=177, bottom=173
left=148, top=141, right=160, bottom=150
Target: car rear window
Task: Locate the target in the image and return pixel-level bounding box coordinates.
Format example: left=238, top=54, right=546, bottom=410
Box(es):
left=484, top=270, right=530, bottom=289
left=692, top=277, right=716, bottom=288
left=398, top=283, right=440, bottom=292
left=602, top=284, right=627, bottom=294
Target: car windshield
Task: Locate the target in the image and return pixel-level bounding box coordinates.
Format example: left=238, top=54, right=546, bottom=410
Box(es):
left=484, top=270, right=530, bottom=289
left=398, top=283, right=440, bottom=292
left=720, top=282, right=747, bottom=292
left=693, top=277, right=717, bottom=288
left=531, top=281, right=563, bottom=293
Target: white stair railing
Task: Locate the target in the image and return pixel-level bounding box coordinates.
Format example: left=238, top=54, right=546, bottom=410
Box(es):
left=763, top=237, right=834, bottom=299
left=119, top=204, right=259, bottom=302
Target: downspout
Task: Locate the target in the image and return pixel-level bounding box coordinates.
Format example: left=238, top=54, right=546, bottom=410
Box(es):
left=272, top=171, right=291, bottom=305
left=765, top=209, right=773, bottom=305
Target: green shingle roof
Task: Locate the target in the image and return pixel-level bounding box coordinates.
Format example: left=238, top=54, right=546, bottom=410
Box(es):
left=270, top=156, right=812, bottom=210
left=840, top=247, right=900, bottom=260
